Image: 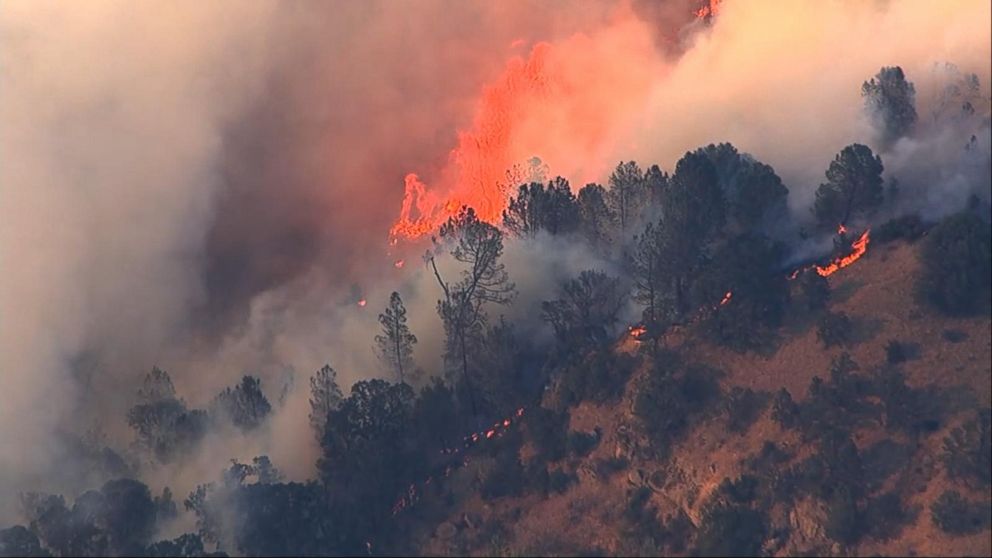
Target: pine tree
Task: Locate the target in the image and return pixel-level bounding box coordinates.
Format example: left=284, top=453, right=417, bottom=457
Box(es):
left=374, top=292, right=418, bottom=384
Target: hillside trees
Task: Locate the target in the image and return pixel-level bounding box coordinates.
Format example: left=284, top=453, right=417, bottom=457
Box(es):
left=374, top=292, right=418, bottom=384
left=542, top=270, right=626, bottom=350
left=126, top=367, right=207, bottom=463
left=917, top=211, right=992, bottom=316
left=813, top=144, right=884, bottom=228
left=429, top=206, right=515, bottom=417
left=211, top=376, right=271, bottom=432
left=577, top=183, right=614, bottom=250
left=862, top=66, right=917, bottom=146
left=308, top=364, right=343, bottom=442
left=502, top=177, right=580, bottom=237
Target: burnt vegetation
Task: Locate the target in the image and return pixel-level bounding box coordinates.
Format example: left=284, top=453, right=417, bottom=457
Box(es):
left=2, top=65, right=990, bottom=558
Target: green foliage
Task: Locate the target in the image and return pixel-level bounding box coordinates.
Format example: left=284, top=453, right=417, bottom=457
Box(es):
left=145, top=533, right=211, bottom=557
left=862, top=66, right=917, bottom=146
left=942, top=409, right=992, bottom=487
left=816, top=311, right=853, bottom=348
left=917, top=211, right=992, bottom=316
left=930, top=490, right=992, bottom=535
left=813, top=143, right=884, bottom=227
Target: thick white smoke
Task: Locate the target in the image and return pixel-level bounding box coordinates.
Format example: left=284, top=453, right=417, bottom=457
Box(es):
left=0, top=0, right=989, bottom=526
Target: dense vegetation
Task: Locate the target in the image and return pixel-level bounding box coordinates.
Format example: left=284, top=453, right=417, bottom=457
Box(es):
left=2, top=66, right=990, bottom=558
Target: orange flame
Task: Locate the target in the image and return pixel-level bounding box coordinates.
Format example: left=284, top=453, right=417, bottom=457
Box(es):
left=815, top=230, right=870, bottom=277
left=394, top=259, right=405, bottom=269
left=694, top=0, right=722, bottom=19
left=628, top=324, right=648, bottom=341
left=719, top=291, right=733, bottom=306
left=837, top=223, right=848, bottom=235
left=357, top=298, right=367, bottom=307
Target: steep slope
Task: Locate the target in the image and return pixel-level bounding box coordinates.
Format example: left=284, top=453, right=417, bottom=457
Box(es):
left=410, top=237, right=991, bottom=557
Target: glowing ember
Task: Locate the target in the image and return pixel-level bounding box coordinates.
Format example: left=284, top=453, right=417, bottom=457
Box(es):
left=357, top=298, right=367, bottom=307
left=628, top=324, right=648, bottom=341
left=719, top=291, right=733, bottom=306
left=394, top=259, right=405, bottom=269
left=815, top=229, right=870, bottom=277
left=694, top=0, right=722, bottom=19
left=837, top=223, right=848, bottom=235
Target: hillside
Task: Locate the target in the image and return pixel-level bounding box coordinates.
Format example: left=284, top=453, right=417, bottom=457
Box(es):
left=410, top=237, right=992, bottom=557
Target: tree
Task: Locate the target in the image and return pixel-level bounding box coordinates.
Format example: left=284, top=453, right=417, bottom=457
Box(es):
left=127, top=368, right=207, bottom=463
left=798, top=269, right=830, bottom=311
left=211, top=376, right=271, bottom=431
left=502, top=177, right=580, bottom=237
left=308, top=364, right=343, bottom=443
left=99, top=479, right=157, bottom=556
left=429, top=206, right=515, bottom=418
left=862, top=66, right=917, bottom=146
left=374, top=292, right=418, bottom=384
left=606, top=161, right=645, bottom=240
left=0, top=526, right=49, bottom=557
left=693, top=234, right=789, bottom=350
left=577, top=183, right=614, bottom=251
left=813, top=144, right=884, bottom=228
left=917, top=211, right=992, bottom=316
left=697, top=143, right=788, bottom=233
left=541, top=270, right=626, bottom=349
left=817, top=311, right=853, bottom=348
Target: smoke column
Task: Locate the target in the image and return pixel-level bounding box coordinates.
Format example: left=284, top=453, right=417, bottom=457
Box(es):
left=0, top=0, right=988, bottom=523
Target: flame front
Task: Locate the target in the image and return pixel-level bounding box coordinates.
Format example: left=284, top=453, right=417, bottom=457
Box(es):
left=815, top=230, right=870, bottom=277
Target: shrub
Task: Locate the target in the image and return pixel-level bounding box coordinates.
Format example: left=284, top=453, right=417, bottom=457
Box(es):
left=817, top=311, right=852, bottom=348
left=566, top=430, right=600, bottom=457
left=798, top=269, right=830, bottom=312
left=526, top=407, right=569, bottom=463
left=724, top=387, right=767, bottom=434
left=930, top=490, right=992, bottom=535
left=942, top=410, right=991, bottom=487
left=824, top=485, right=861, bottom=544
left=875, top=213, right=927, bottom=243
left=864, top=491, right=914, bottom=541
left=885, top=339, right=908, bottom=364
left=694, top=501, right=767, bottom=557
left=917, top=211, right=992, bottom=316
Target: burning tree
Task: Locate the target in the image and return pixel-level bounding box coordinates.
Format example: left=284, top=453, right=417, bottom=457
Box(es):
left=308, top=364, right=343, bottom=442
left=813, top=143, right=884, bottom=228
left=862, top=66, right=917, bottom=147
left=428, top=206, right=516, bottom=418
left=374, top=292, right=418, bottom=384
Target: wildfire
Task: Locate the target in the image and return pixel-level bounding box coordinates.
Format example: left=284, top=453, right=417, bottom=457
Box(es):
left=815, top=229, right=870, bottom=277
left=392, top=408, right=526, bottom=516
left=628, top=324, right=648, bottom=341
left=357, top=298, right=367, bottom=307
left=837, top=223, right=848, bottom=235
left=394, top=259, right=405, bottom=269
left=694, top=0, right=722, bottom=20
left=719, top=291, right=733, bottom=306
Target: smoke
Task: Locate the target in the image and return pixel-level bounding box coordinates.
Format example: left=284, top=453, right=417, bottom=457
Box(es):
left=0, top=0, right=989, bottom=526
